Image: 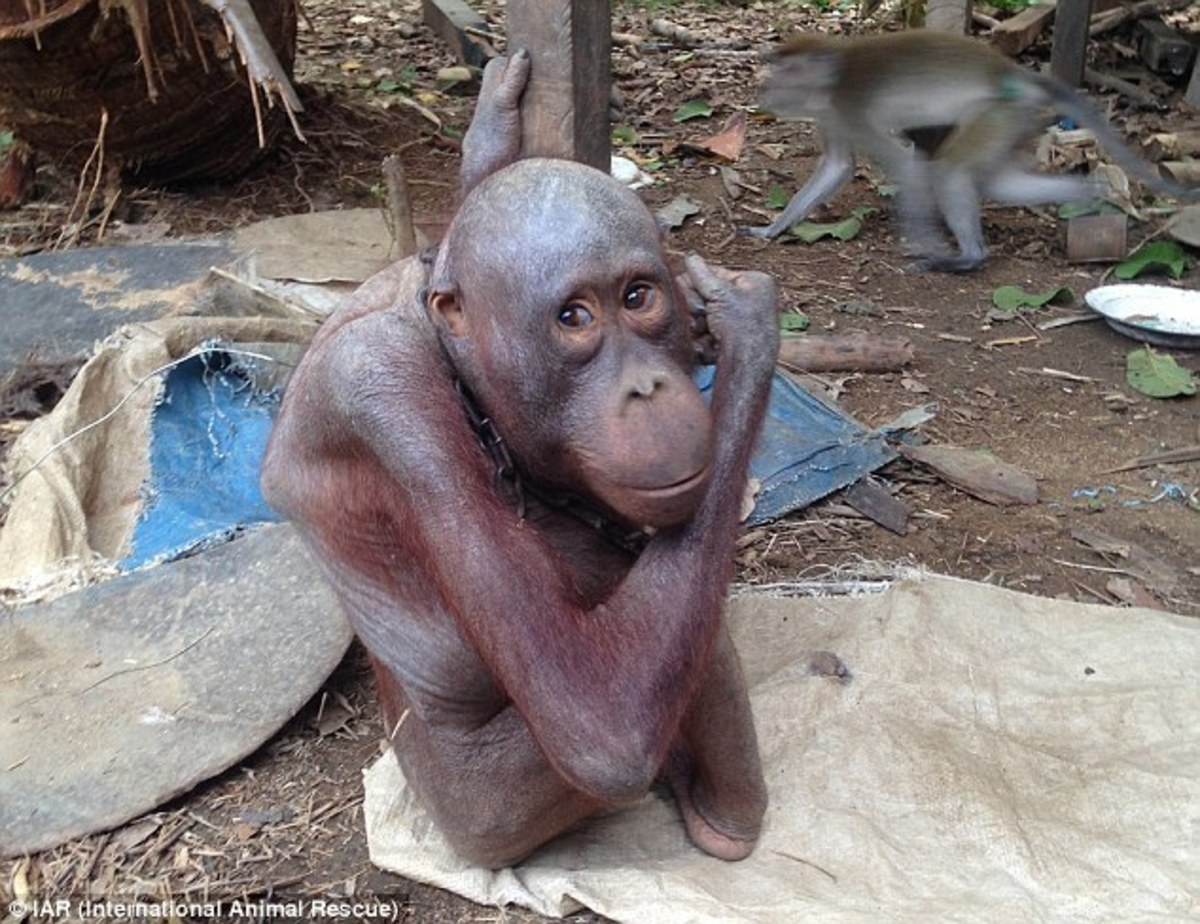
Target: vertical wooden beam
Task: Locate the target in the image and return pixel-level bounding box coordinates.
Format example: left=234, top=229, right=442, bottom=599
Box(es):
left=506, top=0, right=612, bottom=171
left=1050, top=0, right=1093, bottom=86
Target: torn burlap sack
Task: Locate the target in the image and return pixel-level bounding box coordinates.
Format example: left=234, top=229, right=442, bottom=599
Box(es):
left=0, top=315, right=316, bottom=600
left=364, top=573, right=1199, bottom=923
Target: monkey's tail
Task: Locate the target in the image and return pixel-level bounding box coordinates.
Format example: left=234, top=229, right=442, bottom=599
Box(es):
left=1035, top=73, right=1196, bottom=200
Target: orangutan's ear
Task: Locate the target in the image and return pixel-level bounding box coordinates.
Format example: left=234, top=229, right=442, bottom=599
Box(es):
left=427, top=287, right=468, bottom=338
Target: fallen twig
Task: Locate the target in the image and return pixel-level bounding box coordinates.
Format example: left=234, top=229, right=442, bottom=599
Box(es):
left=1016, top=366, right=1099, bottom=383
left=1104, top=445, right=1200, bottom=473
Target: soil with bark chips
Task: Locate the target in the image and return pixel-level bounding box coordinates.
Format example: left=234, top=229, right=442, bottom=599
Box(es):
left=2, top=1, right=1199, bottom=921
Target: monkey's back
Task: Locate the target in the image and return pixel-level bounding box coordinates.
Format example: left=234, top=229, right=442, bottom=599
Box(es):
left=829, top=32, right=1012, bottom=131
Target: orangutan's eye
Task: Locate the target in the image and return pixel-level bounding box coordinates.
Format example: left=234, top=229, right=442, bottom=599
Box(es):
left=624, top=283, right=656, bottom=311
left=558, top=303, right=594, bottom=328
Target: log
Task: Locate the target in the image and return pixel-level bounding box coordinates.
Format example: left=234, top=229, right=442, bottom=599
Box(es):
left=777, top=333, right=914, bottom=373
left=1158, top=161, right=1200, bottom=187
left=1084, top=66, right=1164, bottom=109
left=989, top=3, right=1056, bottom=57
left=1089, top=0, right=1195, bottom=37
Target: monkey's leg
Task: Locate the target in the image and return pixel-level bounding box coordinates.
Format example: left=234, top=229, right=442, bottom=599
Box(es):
left=746, top=134, right=855, bottom=239
left=915, top=166, right=988, bottom=273
left=921, top=169, right=1104, bottom=272
left=984, top=169, right=1104, bottom=205
left=868, top=139, right=952, bottom=263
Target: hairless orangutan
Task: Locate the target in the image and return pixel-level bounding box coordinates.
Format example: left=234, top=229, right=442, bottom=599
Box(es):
left=261, top=50, right=780, bottom=868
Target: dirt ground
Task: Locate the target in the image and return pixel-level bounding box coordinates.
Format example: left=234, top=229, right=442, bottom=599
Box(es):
left=3, top=0, right=1199, bottom=921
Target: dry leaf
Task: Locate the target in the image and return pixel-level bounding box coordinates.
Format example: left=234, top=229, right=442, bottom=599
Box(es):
left=685, top=112, right=747, bottom=161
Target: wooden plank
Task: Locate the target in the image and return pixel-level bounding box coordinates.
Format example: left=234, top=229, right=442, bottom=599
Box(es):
left=989, top=2, right=1056, bottom=57
left=422, top=0, right=495, bottom=68
left=843, top=481, right=910, bottom=535
left=925, top=0, right=973, bottom=33
left=1135, top=19, right=1197, bottom=79
left=1066, top=214, right=1127, bottom=263
left=507, top=0, right=612, bottom=170
left=1050, top=0, right=1093, bottom=85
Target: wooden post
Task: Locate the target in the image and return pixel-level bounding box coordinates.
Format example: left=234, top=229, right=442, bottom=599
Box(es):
left=1050, top=0, right=1093, bottom=86
left=506, top=0, right=612, bottom=171
left=925, top=0, right=972, bottom=33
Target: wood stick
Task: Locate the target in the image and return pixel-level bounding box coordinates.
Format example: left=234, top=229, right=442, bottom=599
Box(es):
left=381, top=155, right=418, bottom=257
left=777, top=333, right=914, bottom=373
left=1104, top=445, right=1200, bottom=473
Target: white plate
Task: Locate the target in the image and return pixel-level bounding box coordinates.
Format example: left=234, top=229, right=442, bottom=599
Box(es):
left=1084, top=284, right=1200, bottom=348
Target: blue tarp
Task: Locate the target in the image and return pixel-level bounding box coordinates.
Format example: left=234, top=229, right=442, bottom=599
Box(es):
left=695, top=366, right=896, bottom=525
left=123, top=353, right=894, bottom=570
left=123, top=353, right=281, bottom=570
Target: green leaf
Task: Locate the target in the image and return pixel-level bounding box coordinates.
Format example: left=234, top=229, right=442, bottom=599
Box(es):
left=1125, top=346, right=1196, bottom=398
left=765, top=184, right=790, bottom=210
left=786, top=207, right=876, bottom=243
left=991, top=284, right=1073, bottom=312
left=779, top=310, right=810, bottom=334
left=1057, top=199, right=1120, bottom=219
left=0, top=130, right=13, bottom=154
left=376, top=68, right=416, bottom=94
left=673, top=99, right=714, bottom=123
left=612, top=125, right=640, bottom=146
left=875, top=182, right=898, bottom=199
left=1114, top=241, right=1189, bottom=280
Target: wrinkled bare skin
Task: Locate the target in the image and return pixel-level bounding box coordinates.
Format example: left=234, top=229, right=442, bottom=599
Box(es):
left=750, top=31, right=1190, bottom=272
left=262, top=53, right=778, bottom=868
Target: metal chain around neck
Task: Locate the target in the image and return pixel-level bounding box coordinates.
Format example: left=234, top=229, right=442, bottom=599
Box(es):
left=452, top=377, right=649, bottom=555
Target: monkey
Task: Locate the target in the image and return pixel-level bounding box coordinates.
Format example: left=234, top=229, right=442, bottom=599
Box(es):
left=914, top=97, right=1107, bottom=270
left=748, top=31, right=1192, bottom=270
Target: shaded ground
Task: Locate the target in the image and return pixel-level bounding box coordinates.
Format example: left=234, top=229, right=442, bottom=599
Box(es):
left=2, top=0, right=1198, bottom=921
